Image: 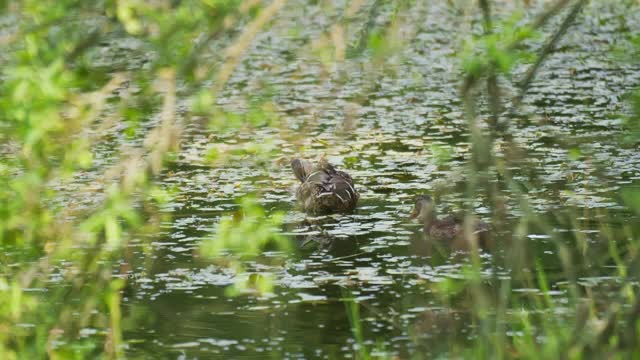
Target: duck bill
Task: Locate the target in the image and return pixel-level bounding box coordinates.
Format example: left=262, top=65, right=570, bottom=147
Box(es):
left=409, top=207, right=419, bottom=219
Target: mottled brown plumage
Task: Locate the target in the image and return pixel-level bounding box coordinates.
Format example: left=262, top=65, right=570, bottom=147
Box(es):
left=291, top=157, right=359, bottom=214
left=410, top=195, right=490, bottom=249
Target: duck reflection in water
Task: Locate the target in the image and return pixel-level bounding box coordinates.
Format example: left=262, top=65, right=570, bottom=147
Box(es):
left=288, top=218, right=363, bottom=257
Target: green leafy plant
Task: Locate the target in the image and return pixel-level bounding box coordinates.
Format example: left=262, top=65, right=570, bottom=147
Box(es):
left=200, top=196, right=291, bottom=295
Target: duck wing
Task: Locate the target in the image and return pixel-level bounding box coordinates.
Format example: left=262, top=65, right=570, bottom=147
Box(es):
left=430, top=215, right=463, bottom=240
left=448, top=212, right=489, bottom=234
left=305, top=169, right=354, bottom=198
left=299, top=167, right=358, bottom=213
left=326, top=171, right=358, bottom=205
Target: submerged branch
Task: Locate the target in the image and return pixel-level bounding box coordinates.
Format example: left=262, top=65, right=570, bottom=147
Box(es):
left=65, top=28, right=102, bottom=67
left=478, top=0, right=493, bottom=33
left=479, top=0, right=502, bottom=132
left=529, top=0, right=573, bottom=33
left=347, top=0, right=383, bottom=58
left=462, top=0, right=577, bottom=99
left=513, top=0, right=588, bottom=107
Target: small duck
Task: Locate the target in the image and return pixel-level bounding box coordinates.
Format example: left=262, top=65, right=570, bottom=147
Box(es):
left=291, top=156, right=359, bottom=214
left=409, top=195, right=490, bottom=249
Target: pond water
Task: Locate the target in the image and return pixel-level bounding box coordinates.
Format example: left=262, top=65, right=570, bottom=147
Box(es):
left=45, top=1, right=640, bottom=358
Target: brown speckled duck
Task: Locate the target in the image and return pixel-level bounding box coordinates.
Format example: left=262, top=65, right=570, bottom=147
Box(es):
left=410, top=195, right=490, bottom=249
left=291, top=156, right=359, bottom=214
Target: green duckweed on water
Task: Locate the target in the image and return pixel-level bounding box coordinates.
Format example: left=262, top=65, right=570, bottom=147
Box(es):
left=2, top=0, right=640, bottom=358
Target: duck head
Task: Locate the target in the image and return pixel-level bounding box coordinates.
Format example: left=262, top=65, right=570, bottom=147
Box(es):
left=291, top=158, right=313, bottom=182
left=409, top=195, right=437, bottom=228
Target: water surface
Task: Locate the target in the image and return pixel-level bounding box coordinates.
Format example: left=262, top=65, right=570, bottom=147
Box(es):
left=49, top=1, right=640, bottom=358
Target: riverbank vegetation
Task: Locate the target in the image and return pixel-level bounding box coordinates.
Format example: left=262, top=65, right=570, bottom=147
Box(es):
left=1, top=0, right=640, bottom=358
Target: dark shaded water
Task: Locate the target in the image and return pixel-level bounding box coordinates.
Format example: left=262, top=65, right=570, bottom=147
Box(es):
left=43, top=1, right=640, bottom=358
